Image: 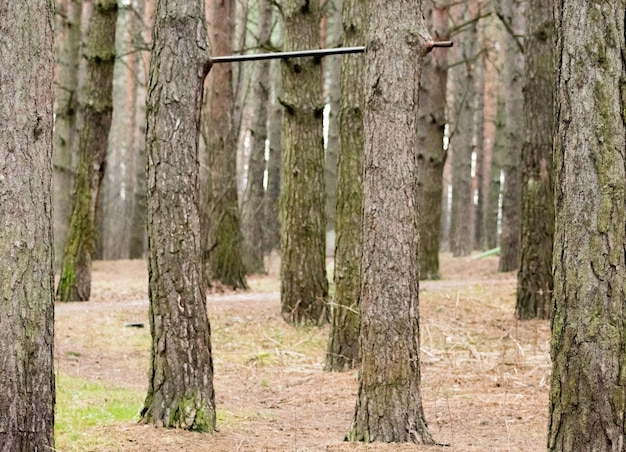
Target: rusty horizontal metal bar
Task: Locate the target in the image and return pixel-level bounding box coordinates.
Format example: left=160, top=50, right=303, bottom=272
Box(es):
left=210, top=46, right=365, bottom=64
left=209, top=41, right=453, bottom=64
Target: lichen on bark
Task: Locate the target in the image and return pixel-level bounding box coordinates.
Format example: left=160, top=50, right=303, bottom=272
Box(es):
left=548, top=2, right=626, bottom=450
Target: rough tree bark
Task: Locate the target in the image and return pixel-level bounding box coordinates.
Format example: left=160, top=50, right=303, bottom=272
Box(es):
left=56, top=0, right=118, bottom=301
left=140, top=0, right=216, bottom=431
left=418, top=0, right=449, bottom=280
left=515, top=0, right=553, bottom=320
left=280, top=0, right=328, bottom=325
left=348, top=0, right=435, bottom=443
left=325, top=0, right=364, bottom=371
left=548, top=1, right=626, bottom=450
left=0, top=0, right=56, bottom=448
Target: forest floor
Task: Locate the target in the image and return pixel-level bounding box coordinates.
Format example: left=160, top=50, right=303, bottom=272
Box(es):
left=54, top=253, right=550, bottom=451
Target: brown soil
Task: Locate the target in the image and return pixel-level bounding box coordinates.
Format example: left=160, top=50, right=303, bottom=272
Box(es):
left=55, top=253, right=550, bottom=451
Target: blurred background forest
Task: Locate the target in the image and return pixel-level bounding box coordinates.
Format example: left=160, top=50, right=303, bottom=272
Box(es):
left=52, top=0, right=531, bottom=290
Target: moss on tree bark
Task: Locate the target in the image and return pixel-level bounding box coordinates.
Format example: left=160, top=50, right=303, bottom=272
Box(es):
left=56, top=0, right=118, bottom=301
left=325, top=0, right=365, bottom=371
left=549, top=2, right=626, bottom=450
left=140, top=0, right=216, bottom=431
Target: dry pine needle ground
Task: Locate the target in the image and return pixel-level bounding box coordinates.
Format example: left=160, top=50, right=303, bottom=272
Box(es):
left=54, top=254, right=550, bottom=451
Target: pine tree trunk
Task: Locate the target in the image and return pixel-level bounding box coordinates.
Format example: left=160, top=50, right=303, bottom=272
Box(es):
left=280, top=0, right=328, bottom=325
left=515, top=0, right=553, bottom=320
left=123, top=15, right=139, bottom=256
left=53, top=0, right=83, bottom=271
left=129, top=0, right=150, bottom=259
left=439, top=162, right=451, bottom=252
left=480, top=29, right=500, bottom=251
left=264, top=58, right=283, bottom=253
left=203, top=0, right=247, bottom=289
left=348, top=0, right=434, bottom=443
left=242, top=0, right=272, bottom=274
left=231, top=0, right=249, bottom=150
left=140, top=0, right=216, bottom=432
left=0, top=1, right=56, bottom=449
left=324, top=0, right=342, bottom=233
left=485, top=95, right=505, bottom=250
left=100, top=8, right=136, bottom=260
left=325, top=0, right=364, bottom=371
left=418, top=0, right=449, bottom=280
left=472, top=22, right=487, bottom=251
left=549, top=2, right=626, bottom=450
left=497, top=0, right=524, bottom=272
left=57, top=0, right=118, bottom=301
left=449, top=1, right=478, bottom=258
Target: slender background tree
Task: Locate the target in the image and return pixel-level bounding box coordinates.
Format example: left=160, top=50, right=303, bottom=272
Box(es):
left=324, top=0, right=343, bottom=234
left=203, top=0, right=248, bottom=289
left=264, top=57, right=283, bottom=253
left=53, top=0, right=83, bottom=270
left=479, top=17, right=502, bottom=252
left=472, top=9, right=487, bottom=251
left=516, top=0, right=553, bottom=320
left=418, top=0, right=449, bottom=280
left=448, top=0, right=478, bottom=257
left=99, top=4, right=146, bottom=260
left=56, top=0, right=118, bottom=301
left=325, top=0, right=365, bottom=371
left=242, top=0, right=273, bottom=274
left=485, top=93, right=505, bottom=250
left=496, top=0, right=524, bottom=272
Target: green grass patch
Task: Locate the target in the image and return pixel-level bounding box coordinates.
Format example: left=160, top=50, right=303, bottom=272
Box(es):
left=55, top=373, right=143, bottom=450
